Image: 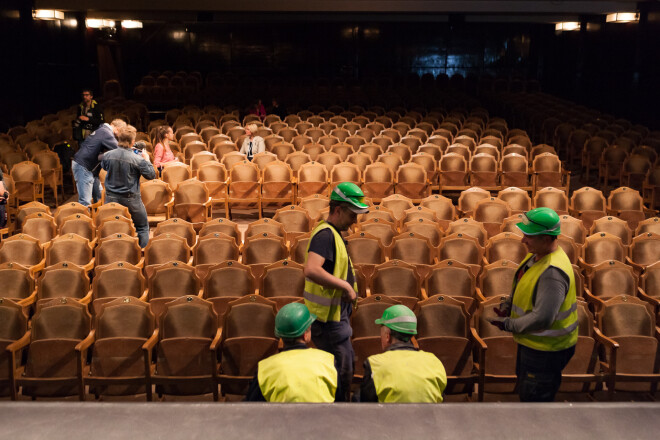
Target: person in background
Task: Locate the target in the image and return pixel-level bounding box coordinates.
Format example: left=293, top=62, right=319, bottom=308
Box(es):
left=72, top=119, right=126, bottom=207
left=245, top=303, right=338, bottom=402
left=239, top=123, right=265, bottom=161
left=303, top=182, right=368, bottom=401
left=360, top=305, right=447, bottom=403
left=101, top=125, right=156, bottom=248
left=72, top=88, right=104, bottom=142
left=0, top=169, right=8, bottom=228
left=250, top=99, right=266, bottom=121
left=488, top=207, right=577, bottom=402
left=153, top=125, right=179, bottom=171
left=270, top=98, right=286, bottom=120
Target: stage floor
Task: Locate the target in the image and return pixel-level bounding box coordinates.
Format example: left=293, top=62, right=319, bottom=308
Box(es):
left=1, top=402, right=659, bottom=440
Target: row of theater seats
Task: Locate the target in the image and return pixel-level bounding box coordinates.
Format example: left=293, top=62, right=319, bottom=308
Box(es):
left=1, top=287, right=657, bottom=401
left=485, top=91, right=660, bottom=208
left=2, top=191, right=658, bottom=320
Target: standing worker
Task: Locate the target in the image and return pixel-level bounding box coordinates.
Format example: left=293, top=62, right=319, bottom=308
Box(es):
left=245, top=303, right=338, bottom=402
left=303, top=182, right=368, bottom=401
left=488, top=207, right=578, bottom=402
left=360, top=305, right=447, bottom=403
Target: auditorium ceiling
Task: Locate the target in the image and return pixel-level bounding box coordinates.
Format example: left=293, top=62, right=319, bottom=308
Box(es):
left=31, top=0, right=643, bottom=21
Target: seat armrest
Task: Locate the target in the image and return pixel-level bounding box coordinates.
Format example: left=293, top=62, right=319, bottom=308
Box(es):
left=6, top=331, right=31, bottom=354
left=75, top=329, right=96, bottom=353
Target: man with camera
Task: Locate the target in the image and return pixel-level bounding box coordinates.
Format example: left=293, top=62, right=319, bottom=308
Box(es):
left=101, top=125, right=156, bottom=248
left=72, top=118, right=126, bottom=207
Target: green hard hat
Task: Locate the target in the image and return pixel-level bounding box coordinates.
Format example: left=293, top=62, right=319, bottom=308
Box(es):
left=516, top=207, right=561, bottom=236
left=274, top=303, right=317, bottom=338
left=330, top=182, right=369, bottom=213
left=375, top=305, right=418, bottom=335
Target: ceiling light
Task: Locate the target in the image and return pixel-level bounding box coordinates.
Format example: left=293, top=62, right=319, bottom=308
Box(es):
left=33, top=10, right=64, bottom=20
left=121, top=20, right=143, bottom=29
left=86, top=19, right=116, bottom=29
left=555, top=22, right=580, bottom=31
left=606, top=12, right=639, bottom=23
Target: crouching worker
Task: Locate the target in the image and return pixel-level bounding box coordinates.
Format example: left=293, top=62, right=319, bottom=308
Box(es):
left=360, top=305, right=447, bottom=403
left=245, top=303, right=338, bottom=402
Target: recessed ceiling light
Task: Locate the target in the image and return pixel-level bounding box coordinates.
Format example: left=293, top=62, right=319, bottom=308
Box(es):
left=606, top=12, right=639, bottom=23
left=121, top=20, right=143, bottom=29
left=33, top=10, right=64, bottom=20
left=555, top=22, right=580, bottom=31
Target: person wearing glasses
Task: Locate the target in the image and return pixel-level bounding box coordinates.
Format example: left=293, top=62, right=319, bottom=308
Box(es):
left=303, top=182, right=368, bottom=402
left=488, top=207, right=577, bottom=402
left=73, top=89, right=104, bottom=142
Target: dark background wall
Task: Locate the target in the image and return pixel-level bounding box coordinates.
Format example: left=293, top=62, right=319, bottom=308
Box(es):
left=0, top=8, right=658, bottom=131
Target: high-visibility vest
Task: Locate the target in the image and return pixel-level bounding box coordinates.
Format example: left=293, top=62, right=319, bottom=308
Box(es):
left=510, top=248, right=578, bottom=351
left=304, top=221, right=358, bottom=323
left=258, top=348, right=337, bottom=402
left=368, top=349, right=447, bottom=403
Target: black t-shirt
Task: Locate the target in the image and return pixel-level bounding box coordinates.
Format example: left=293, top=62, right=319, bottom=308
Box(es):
left=307, top=223, right=355, bottom=321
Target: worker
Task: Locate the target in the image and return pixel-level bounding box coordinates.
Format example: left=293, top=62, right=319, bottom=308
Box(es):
left=245, top=303, right=338, bottom=402
left=360, top=305, right=447, bottom=402
left=303, top=182, right=369, bottom=401
left=488, top=207, right=578, bottom=402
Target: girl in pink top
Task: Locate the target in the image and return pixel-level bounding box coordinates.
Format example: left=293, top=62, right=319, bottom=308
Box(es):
left=153, top=125, right=178, bottom=170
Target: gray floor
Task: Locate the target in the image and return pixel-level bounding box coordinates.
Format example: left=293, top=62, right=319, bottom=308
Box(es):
left=1, top=401, right=660, bottom=440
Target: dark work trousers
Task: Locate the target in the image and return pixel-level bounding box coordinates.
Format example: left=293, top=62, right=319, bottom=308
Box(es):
left=516, top=344, right=576, bottom=402
left=311, top=320, right=354, bottom=402
left=105, top=191, right=150, bottom=248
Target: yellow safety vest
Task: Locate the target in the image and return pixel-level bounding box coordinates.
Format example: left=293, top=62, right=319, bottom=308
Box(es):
left=510, top=248, right=578, bottom=351
left=304, top=221, right=358, bottom=322
left=258, top=348, right=337, bottom=402
left=368, top=350, right=447, bottom=403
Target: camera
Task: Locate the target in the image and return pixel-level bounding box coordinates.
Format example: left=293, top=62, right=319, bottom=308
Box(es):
left=132, top=141, right=146, bottom=155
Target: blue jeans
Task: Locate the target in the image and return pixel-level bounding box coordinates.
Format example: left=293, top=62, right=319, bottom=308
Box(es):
left=72, top=160, right=102, bottom=206
left=516, top=344, right=576, bottom=402
left=105, top=191, right=150, bottom=248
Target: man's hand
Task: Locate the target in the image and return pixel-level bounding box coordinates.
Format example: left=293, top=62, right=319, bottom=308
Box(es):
left=141, top=150, right=151, bottom=161
left=488, top=317, right=507, bottom=331
left=78, top=115, right=89, bottom=121
left=494, top=297, right=512, bottom=317
left=343, top=285, right=357, bottom=303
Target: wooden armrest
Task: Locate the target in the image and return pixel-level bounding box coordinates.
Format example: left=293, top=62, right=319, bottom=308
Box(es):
left=210, top=328, right=222, bottom=352
left=15, top=287, right=37, bottom=307
left=79, top=290, right=93, bottom=305
left=75, top=329, right=96, bottom=352
left=6, top=331, right=31, bottom=353
left=142, top=329, right=160, bottom=352
left=474, top=287, right=487, bottom=303
left=470, top=327, right=488, bottom=350
left=139, top=290, right=148, bottom=302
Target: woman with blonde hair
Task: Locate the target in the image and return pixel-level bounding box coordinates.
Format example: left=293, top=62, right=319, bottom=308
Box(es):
left=153, top=125, right=179, bottom=170
left=239, top=123, right=265, bottom=161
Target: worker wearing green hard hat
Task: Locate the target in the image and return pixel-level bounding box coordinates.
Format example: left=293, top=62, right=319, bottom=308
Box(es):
left=360, top=305, right=447, bottom=403
left=489, top=206, right=578, bottom=402
left=303, top=182, right=367, bottom=401
left=245, top=303, right=338, bottom=402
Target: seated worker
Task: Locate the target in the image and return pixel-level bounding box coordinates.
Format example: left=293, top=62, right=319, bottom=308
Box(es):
left=245, top=303, right=338, bottom=402
left=360, top=305, right=447, bottom=403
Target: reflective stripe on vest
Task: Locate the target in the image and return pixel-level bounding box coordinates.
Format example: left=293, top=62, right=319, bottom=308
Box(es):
left=510, top=248, right=578, bottom=351
left=304, top=221, right=358, bottom=323
left=368, top=350, right=447, bottom=403
left=258, top=348, right=337, bottom=402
